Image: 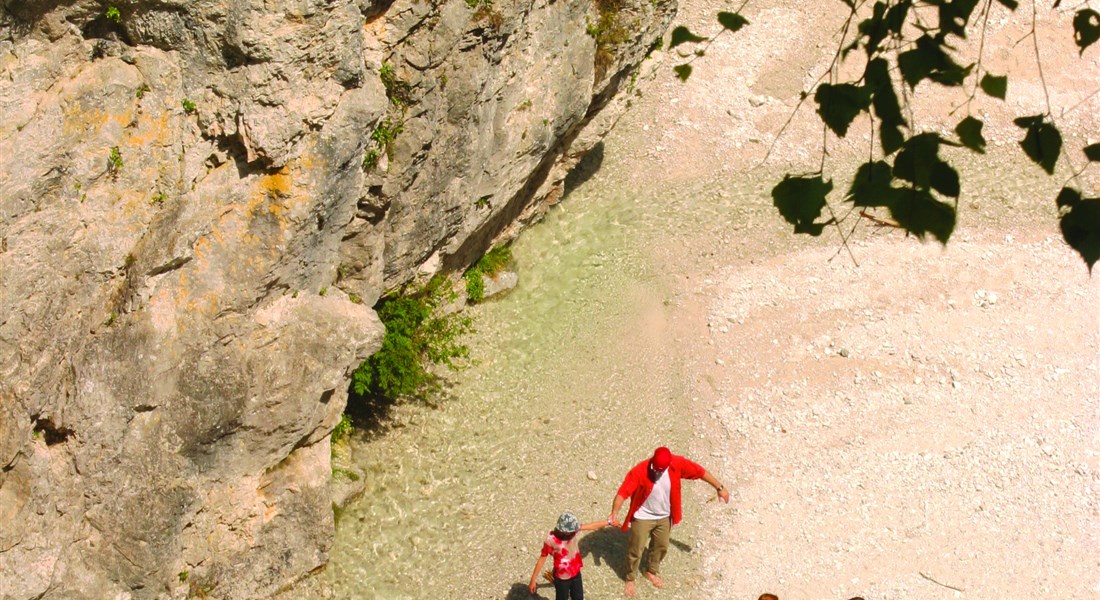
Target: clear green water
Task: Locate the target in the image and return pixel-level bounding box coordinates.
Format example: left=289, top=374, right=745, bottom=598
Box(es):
left=321, top=166, right=746, bottom=598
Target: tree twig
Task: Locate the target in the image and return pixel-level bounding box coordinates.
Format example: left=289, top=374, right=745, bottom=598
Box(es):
left=859, top=209, right=901, bottom=228
left=919, top=571, right=965, bottom=592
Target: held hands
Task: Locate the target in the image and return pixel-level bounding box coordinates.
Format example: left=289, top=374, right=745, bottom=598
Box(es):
left=607, top=514, right=621, bottom=528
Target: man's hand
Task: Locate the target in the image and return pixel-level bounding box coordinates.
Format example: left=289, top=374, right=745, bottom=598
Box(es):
left=529, top=579, right=538, bottom=594
left=717, top=487, right=730, bottom=504
left=607, top=514, right=621, bottom=528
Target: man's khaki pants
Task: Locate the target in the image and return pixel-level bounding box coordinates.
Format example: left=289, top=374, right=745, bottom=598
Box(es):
left=624, top=517, right=670, bottom=581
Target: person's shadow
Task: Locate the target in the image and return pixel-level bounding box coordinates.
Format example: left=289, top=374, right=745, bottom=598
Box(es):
left=505, top=582, right=538, bottom=600
left=580, top=527, right=695, bottom=580
left=578, top=527, right=630, bottom=579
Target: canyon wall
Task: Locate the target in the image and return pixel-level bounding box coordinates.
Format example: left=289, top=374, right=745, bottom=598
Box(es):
left=0, top=0, right=673, bottom=597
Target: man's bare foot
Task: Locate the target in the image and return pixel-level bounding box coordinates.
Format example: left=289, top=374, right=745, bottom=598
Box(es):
left=624, top=580, right=636, bottom=597
left=644, top=572, right=664, bottom=588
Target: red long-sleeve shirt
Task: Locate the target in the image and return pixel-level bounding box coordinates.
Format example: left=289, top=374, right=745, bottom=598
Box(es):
left=616, top=454, right=707, bottom=531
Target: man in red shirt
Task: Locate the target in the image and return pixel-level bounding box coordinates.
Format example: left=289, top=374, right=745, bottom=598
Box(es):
left=608, top=446, right=729, bottom=597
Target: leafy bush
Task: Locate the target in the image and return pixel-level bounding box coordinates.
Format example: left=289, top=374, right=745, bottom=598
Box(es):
left=107, top=146, right=123, bottom=175
left=587, top=0, right=630, bottom=73
left=362, top=148, right=380, bottom=171
left=465, top=271, right=486, bottom=303
left=371, top=119, right=403, bottom=158
left=463, top=245, right=512, bottom=303
left=350, top=277, right=472, bottom=401
left=331, top=413, right=353, bottom=444
left=362, top=118, right=403, bottom=171
left=379, top=63, right=412, bottom=108
left=105, top=5, right=121, bottom=23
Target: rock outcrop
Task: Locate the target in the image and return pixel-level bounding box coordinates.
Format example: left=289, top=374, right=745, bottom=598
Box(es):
left=0, top=0, right=673, bottom=597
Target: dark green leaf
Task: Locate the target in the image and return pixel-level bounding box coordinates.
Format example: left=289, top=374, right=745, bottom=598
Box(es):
left=842, top=38, right=862, bottom=59
left=865, top=58, right=906, bottom=127
left=885, top=2, right=910, bottom=35
left=1013, top=114, right=1044, bottom=127
left=934, top=61, right=973, bottom=87
left=866, top=58, right=907, bottom=155
left=1073, top=9, right=1100, bottom=54
left=995, top=0, right=1018, bottom=8
left=955, top=116, right=986, bottom=154
left=814, top=83, right=871, bottom=137
left=930, top=161, right=960, bottom=197
left=938, top=0, right=979, bottom=38
left=1084, top=143, right=1100, bottom=161
left=673, top=64, right=692, bottom=82
left=669, top=26, right=706, bottom=49
left=881, top=126, right=906, bottom=156
left=893, top=133, right=942, bottom=189
left=847, top=161, right=901, bottom=207
left=717, top=12, right=749, bottom=33
left=979, top=73, right=1008, bottom=99
left=1055, top=186, right=1082, bottom=209
left=897, top=42, right=933, bottom=88
left=898, top=35, right=970, bottom=88
left=1060, top=197, right=1100, bottom=271
left=889, top=187, right=957, bottom=244
left=1016, top=117, right=1062, bottom=174
left=856, top=2, right=890, bottom=56
left=771, top=175, right=834, bottom=236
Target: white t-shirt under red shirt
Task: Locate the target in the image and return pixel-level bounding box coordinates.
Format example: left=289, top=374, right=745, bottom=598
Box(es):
left=633, top=469, right=671, bottom=520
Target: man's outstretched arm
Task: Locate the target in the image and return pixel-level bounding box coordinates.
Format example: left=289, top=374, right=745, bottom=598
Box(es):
left=608, top=494, right=628, bottom=527
left=700, top=471, right=730, bottom=504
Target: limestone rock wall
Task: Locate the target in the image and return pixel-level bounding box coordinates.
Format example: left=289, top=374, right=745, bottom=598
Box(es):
left=0, top=0, right=673, bottom=598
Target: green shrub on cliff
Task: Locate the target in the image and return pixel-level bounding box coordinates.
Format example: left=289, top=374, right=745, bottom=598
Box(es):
left=107, top=146, right=123, bottom=176
left=379, top=62, right=412, bottom=108
left=331, top=414, right=353, bottom=444
left=463, top=245, right=512, bottom=303
left=362, top=118, right=404, bottom=171
left=350, top=276, right=472, bottom=401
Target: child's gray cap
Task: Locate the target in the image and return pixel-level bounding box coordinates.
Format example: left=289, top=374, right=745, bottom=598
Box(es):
left=556, top=512, right=580, bottom=533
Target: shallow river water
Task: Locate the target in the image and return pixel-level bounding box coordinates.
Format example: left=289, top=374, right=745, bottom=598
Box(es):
left=321, top=165, right=734, bottom=599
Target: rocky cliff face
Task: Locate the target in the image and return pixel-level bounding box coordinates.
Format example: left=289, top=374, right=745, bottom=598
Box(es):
left=0, top=0, right=673, bottom=597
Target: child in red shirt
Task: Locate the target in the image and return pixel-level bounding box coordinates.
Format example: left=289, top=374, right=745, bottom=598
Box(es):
left=527, top=512, right=609, bottom=599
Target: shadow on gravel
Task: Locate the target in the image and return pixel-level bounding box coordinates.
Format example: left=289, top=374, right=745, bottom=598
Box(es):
left=579, top=527, right=628, bottom=579
left=344, top=381, right=458, bottom=444
left=563, top=141, right=604, bottom=198
left=579, top=528, right=694, bottom=581
left=506, top=582, right=539, bottom=600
